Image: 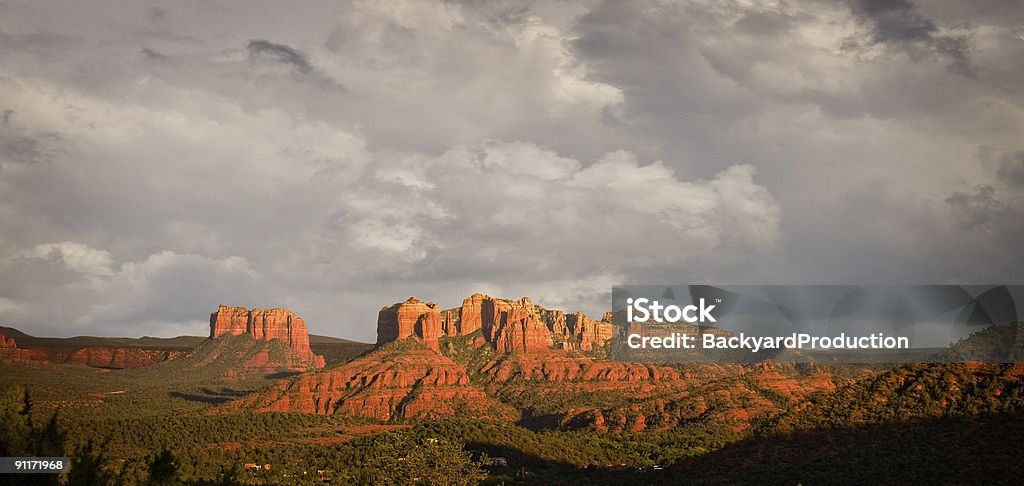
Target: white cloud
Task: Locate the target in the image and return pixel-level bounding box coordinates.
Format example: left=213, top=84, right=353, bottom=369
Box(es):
left=26, top=241, right=114, bottom=276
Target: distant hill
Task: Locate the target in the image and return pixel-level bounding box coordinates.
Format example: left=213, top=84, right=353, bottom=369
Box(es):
left=308, top=334, right=366, bottom=345
left=0, top=326, right=372, bottom=367
left=0, top=326, right=205, bottom=350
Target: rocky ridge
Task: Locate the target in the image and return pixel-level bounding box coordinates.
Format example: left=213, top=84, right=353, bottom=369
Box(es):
left=377, top=293, right=613, bottom=354
left=0, top=332, right=185, bottom=368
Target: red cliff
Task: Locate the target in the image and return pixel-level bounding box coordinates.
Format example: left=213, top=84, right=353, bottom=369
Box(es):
left=445, top=293, right=610, bottom=353
left=376, top=293, right=612, bottom=354
left=456, top=293, right=488, bottom=335
left=210, top=306, right=325, bottom=368
left=568, top=312, right=613, bottom=351
left=492, top=307, right=553, bottom=353
left=377, top=298, right=442, bottom=351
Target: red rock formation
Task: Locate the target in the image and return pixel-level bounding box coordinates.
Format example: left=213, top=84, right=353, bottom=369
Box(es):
left=568, top=312, right=613, bottom=351
left=226, top=345, right=516, bottom=421
left=209, top=305, right=325, bottom=368
left=210, top=306, right=249, bottom=337
left=441, top=308, right=460, bottom=336
left=0, top=334, right=182, bottom=368
left=219, top=293, right=842, bottom=434
left=542, top=309, right=569, bottom=339
left=492, top=308, right=553, bottom=354
left=0, top=333, right=32, bottom=364
left=434, top=293, right=606, bottom=353
left=457, top=293, right=488, bottom=335
left=377, top=298, right=442, bottom=351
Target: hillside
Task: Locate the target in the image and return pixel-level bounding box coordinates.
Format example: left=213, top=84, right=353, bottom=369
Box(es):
left=666, top=362, right=1024, bottom=484
left=226, top=338, right=518, bottom=421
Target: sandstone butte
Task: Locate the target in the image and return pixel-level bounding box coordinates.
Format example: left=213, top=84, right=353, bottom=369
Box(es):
left=0, top=332, right=184, bottom=369
left=378, top=293, right=613, bottom=354
left=210, top=305, right=326, bottom=369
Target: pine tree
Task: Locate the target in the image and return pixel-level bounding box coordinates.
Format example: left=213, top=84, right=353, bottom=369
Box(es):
left=148, top=448, right=180, bottom=485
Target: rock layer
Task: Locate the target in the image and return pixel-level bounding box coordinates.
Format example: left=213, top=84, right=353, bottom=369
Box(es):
left=210, top=306, right=325, bottom=368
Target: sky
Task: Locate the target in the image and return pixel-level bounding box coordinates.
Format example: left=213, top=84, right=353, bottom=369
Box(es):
left=1, top=0, right=1022, bottom=341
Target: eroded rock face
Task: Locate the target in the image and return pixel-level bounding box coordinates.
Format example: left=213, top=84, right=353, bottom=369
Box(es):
left=377, top=293, right=613, bottom=354
left=441, top=308, right=460, bottom=336
left=377, top=298, right=442, bottom=351
left=492, top=308, right=553, bottom=354
left=209, top=306, right=325, bottom=368
left=0, top=333, right=32, bottom=364
left=210, top=306, right=250, bottom=337
left=457, top=293, right=488, bottom=335
left=228, top=345, right=516, bottom=421
left=456, top=294, right=611, bottom=352
left=568, top=312, right=613, bottom=351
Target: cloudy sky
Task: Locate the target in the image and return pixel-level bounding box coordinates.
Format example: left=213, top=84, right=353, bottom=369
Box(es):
left=1, top=0, right=1022, bottom=341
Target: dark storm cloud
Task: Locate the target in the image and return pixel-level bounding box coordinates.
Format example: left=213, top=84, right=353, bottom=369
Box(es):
left=1, top=115, right=61, bottom=168
left=946, top=148, right=1024, bottom=256
left=946, top=183, right=1024, bottom=255
left=148, top=7, right=168, bottom=23
left=996, top=151, right=1024, bottom=188
left=140, top=47, right=168, bottom=61
left=947, top=184, right=1003, bottom=229
left=246, top=39, right=346, bottom=90
left=247, top=39, right=314, bottom=74
left=847, top=0, right=972, bottom=75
